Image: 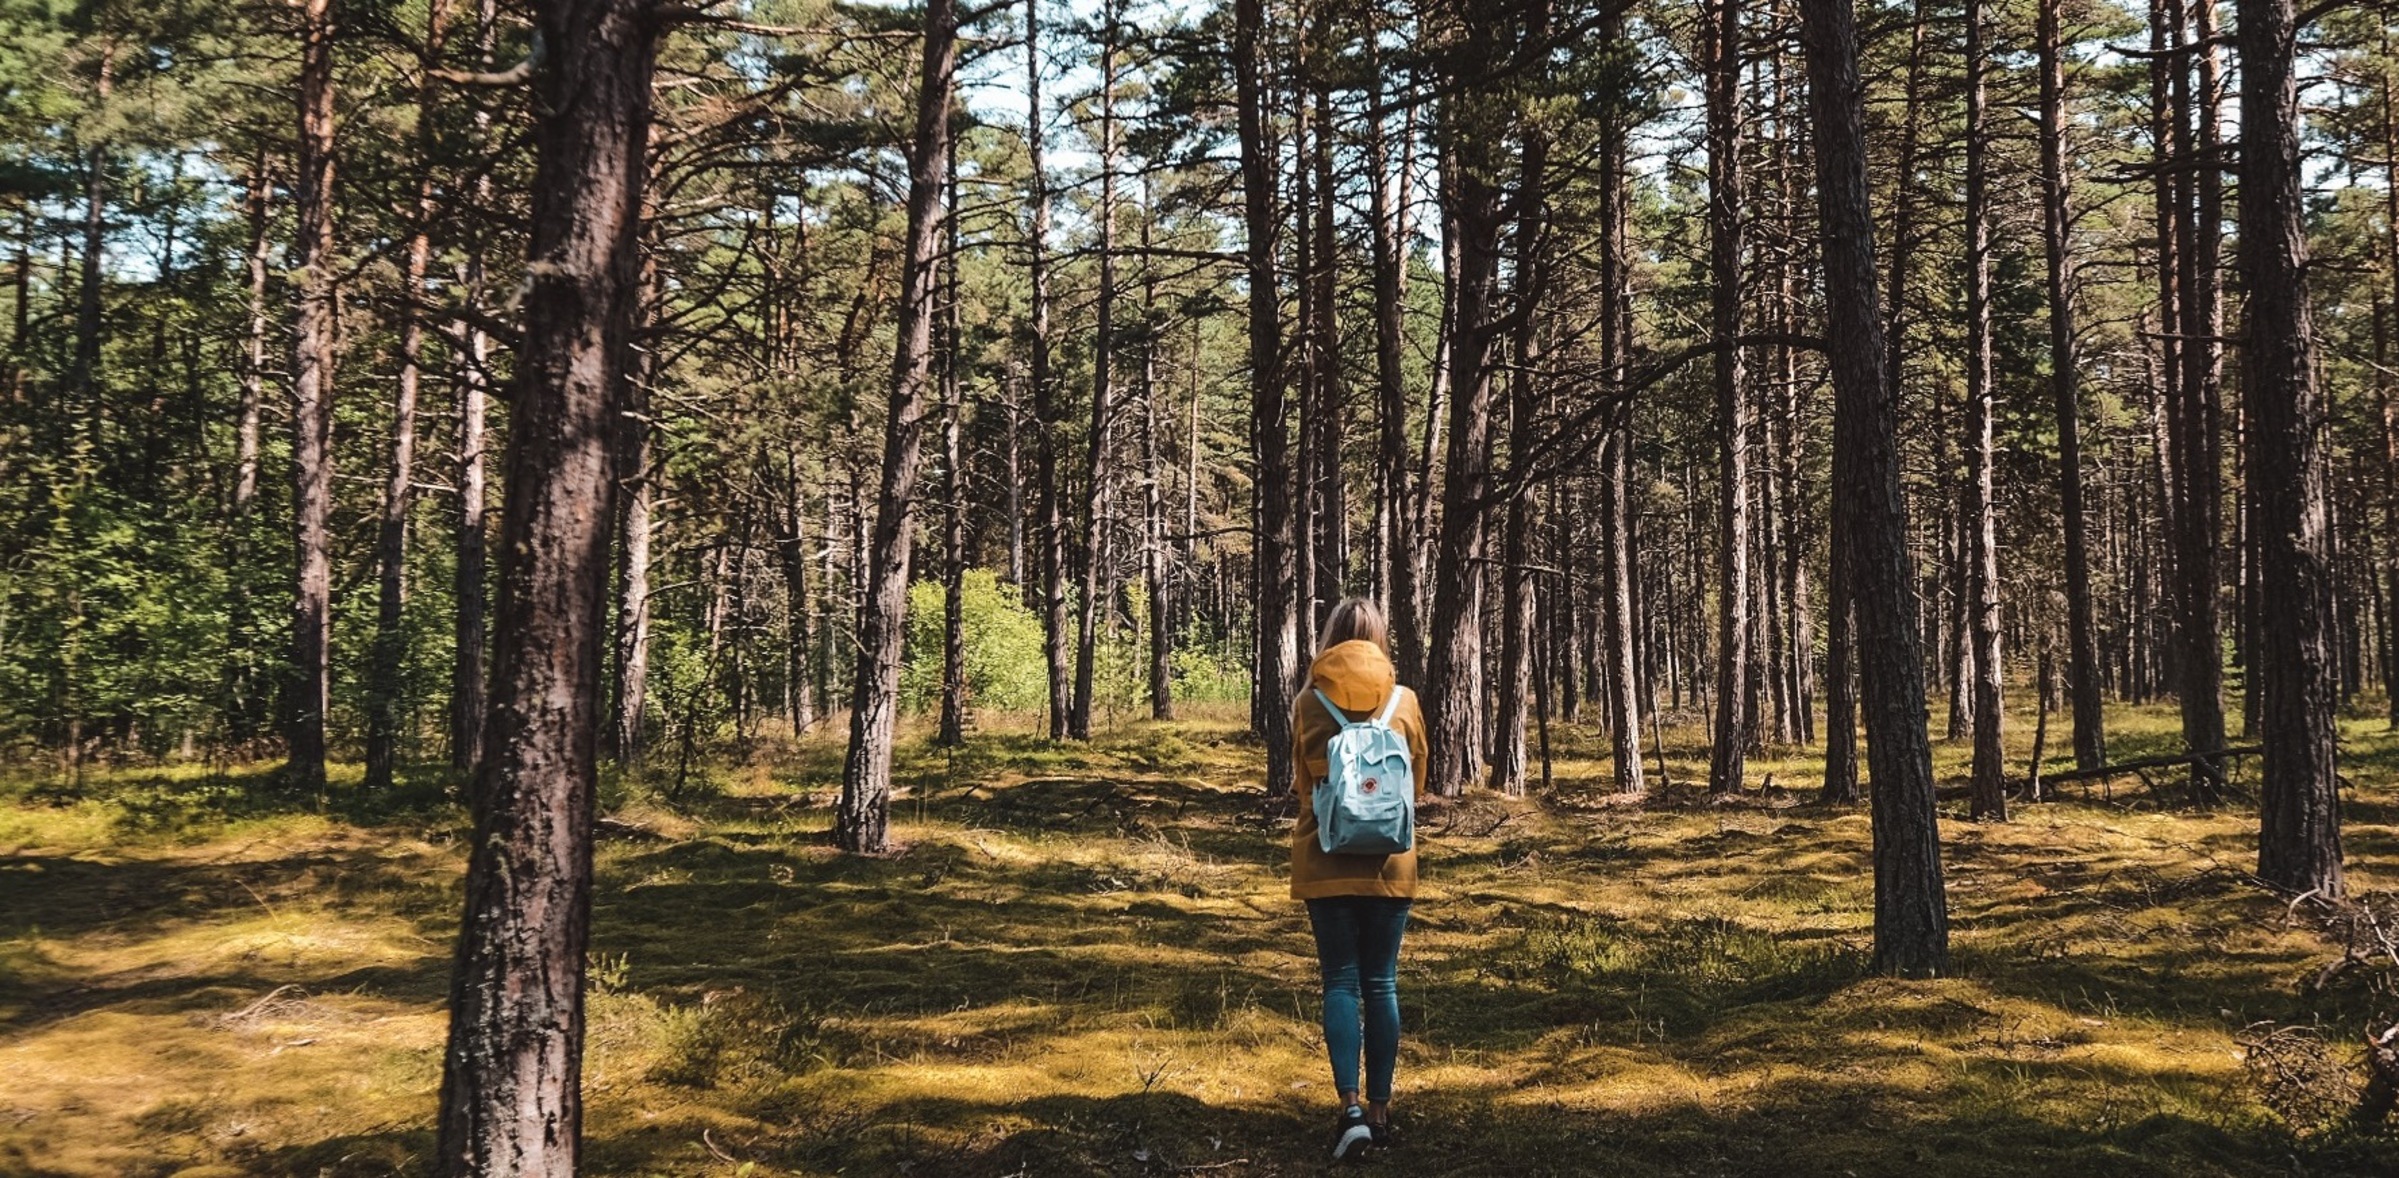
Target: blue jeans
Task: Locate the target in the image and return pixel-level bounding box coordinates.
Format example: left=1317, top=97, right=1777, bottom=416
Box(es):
left=1305, top=896, right=1411, bottom=1103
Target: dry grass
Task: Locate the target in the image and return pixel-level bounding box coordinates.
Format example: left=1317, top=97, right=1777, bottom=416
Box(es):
left=3, top=698, right=2397, bottom=1176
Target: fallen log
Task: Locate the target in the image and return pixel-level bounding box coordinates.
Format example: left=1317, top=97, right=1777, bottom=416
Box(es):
left=2015, top=745, right=2262, bottom=799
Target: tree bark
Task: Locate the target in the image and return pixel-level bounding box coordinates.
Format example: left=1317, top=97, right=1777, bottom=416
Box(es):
left=2038, top=0, right=2105, bottom=772
left=285, top=0, right=338, bottom=794
left=228, top=160, right=274, bottom=745
left=938, top=145, right=969, bottom=748
left=1070, top=4, right=1120, bottom=741
left=1309, top=58, right=1346, bottom=620
left=1235, top=0, right=1295, bottom=796
left=2240, top=0, right=2343, bottom=897
left=779, top=444, right=816, bottom=732
left=1027, top=0, right=1072, bottom=743
left=433, top=0, right=658, bottom=1168
left=607, top=282, right=656, bottom=763
left=1706, top=0, right=1752, bottom=794
left=1425, top=24, right=1508, bottom=797
left=451, top=0, right=499, bottom=776
left=835, top=0, right=958, bottom=855
left=1142, top=183, right=1172, bottom=722
left=367, top=0, right=456, bottom=791
left=1367, top=34, right=1414, bottom=672
left=2160, top=0, right=2228, bottom=801
left=1963, top=0, right=2005, bottom=820
left=1597, top=36, right=1646, bottom=795
left=1801, top=0, right=1949, bottom=975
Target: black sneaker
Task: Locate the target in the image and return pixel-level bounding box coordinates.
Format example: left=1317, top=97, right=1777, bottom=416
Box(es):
left=1369, top=1115, right=1397, bottom=1149
left=1332, top=1105, right=1374, bottom=1162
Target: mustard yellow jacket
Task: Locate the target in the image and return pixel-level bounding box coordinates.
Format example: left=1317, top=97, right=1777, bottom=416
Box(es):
left=1288, top=640, right=1428, bottom=900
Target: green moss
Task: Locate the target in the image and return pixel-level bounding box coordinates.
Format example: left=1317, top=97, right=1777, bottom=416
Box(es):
left=3, top=701, right=2397, bottom=1175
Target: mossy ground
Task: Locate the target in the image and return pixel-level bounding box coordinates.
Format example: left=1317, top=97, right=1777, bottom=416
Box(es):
left=4, top=699, right=2398, bottom=1176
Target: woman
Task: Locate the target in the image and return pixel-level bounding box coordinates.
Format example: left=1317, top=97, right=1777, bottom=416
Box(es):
left=1289, top=597, right=1427, bottom=1161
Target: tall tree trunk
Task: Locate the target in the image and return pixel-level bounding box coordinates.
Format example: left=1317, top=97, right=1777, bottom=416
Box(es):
left=1829, top=0, right=1923, bottom=802
left=1494, top=36, right=1550, bottom=798
left=433, top=0, right=658, bottom=1168
left=1801, top=0, right=1949, bottom=975
left=229, top=160, right=274, bottom=745
left=2240, top=0, right=2343, bottom=897
left=1142, top=185, right=1172, bottom=722
left=1367, top=31, right=1412, bottom=652
left=938, top=146, right=969, bottom=748
left=1963, top=0, right=2006, bottom=820
left=1235, top=0, right=1296, bottom=796
left=1706, top=0, right=1752, bottom=794
left=367, top=0, right=455, bottom=791
left=1070, top=6, right=1119, bottom=741
left=451, top=0, right=498, bottom=776
left=2039, top=0, right=2105, bottom=771
left=1597, top=37, right=1646, bottom=795
left=2379, top=33, right=2399, bottom=730
left=607, top=281, right=656, bottom=763
left=1426, top=98, right=1504, bottom=797
left=1027, top=0, right=1071, bottom=742
left=1310, top=63, right=1346, bottom=618
left=835, top=0, right=957, bottom=855
left=2160, top=0, right=2228, bottom=800
left=779, top=444, right=816, bottom=731
left=285, top=0, right=338, bottom=793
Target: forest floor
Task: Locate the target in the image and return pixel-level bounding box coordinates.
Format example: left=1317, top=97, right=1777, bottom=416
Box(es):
left=5, top=702, right=2399, bottom=1176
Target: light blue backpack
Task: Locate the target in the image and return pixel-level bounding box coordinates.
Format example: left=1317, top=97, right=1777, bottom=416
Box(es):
left=1312, top=688, right=1416, bottom=855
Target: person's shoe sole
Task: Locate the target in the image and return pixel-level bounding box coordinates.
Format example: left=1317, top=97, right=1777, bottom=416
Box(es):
left=1332, top=1122, right=1374, bottom=1161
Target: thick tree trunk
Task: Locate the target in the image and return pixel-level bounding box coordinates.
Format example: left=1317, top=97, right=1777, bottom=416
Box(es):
left=1426, top=58, right=1506, bottom=798
left=1235, top=0, right=1295, bottom=795
left=2039, top=0, right=2105, bottom=772
left=2240, top=0, right=2343, bottom=897
left=1705, top=0, right=1751, bottom=794
left=836, top=0, right=958, bottom=854
left=285, top=0, right=338, bottom=793
left=367, top=0, right=455, bottom=791
left=1801, top=0, right=1949, bottom=975
left=1963, top=0, right=2005, bottom=821
left=433, top=0, right=658, bottom=1169
left=1828, top=0, right=1921, bottom=803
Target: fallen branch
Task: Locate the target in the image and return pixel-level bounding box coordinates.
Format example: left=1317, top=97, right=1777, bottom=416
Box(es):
left=2356, top=1024, right=2399, bottom=1128
left=2024, top=748, right=2264, bottom=791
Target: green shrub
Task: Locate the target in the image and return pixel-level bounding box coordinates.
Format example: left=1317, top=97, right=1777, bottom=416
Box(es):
left=901, top=569, right=1050, bottom=714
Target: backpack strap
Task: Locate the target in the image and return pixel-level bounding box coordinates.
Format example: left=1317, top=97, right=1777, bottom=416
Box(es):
left=1314, top=689, right=1357, bottom=731
left=1375, top=687, right=1404, bottom=726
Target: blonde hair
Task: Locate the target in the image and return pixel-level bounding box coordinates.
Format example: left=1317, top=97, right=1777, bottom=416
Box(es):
left=1316, top=597, right=1390, bottom=655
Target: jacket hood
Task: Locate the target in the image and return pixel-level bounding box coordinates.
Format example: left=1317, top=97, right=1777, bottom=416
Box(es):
left=1307, top=640, right=1398, bottom=714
